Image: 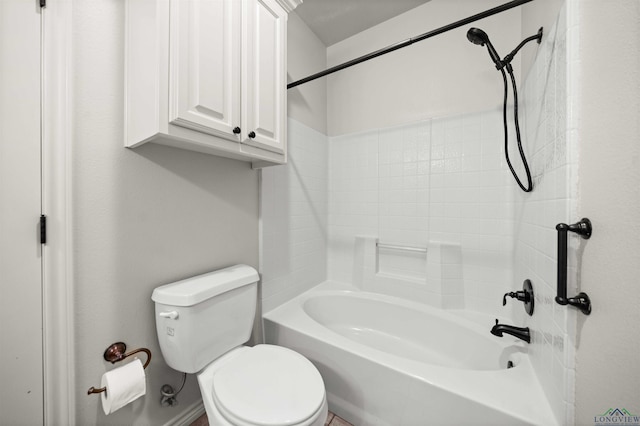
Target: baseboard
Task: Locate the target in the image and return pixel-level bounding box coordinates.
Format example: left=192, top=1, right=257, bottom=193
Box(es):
left=162, top=399, right=206, bottom=426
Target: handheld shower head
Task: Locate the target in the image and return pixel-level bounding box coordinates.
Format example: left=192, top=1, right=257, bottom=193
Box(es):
left=466, top=27, right=502, bottom=69
left=465, top=26, right=544, bottom=193
left=466, top=27, right=490, bottom=45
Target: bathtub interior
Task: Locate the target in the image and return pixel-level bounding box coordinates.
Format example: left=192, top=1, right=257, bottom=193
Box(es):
left=302, top=293, right=523, bottom=371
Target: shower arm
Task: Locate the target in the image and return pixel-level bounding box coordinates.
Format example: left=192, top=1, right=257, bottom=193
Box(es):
left=500, top=27, right=543, bottom=68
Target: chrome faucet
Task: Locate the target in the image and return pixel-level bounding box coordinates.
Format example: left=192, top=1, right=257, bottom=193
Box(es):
left=490, top=319, right=530, bottom=343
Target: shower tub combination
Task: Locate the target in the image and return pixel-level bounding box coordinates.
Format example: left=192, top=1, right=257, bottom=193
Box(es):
left=263, top=282, right=557, bottom=426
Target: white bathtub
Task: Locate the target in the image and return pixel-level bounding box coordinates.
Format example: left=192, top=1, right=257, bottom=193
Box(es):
left=263, top=282, right=557, bottom=426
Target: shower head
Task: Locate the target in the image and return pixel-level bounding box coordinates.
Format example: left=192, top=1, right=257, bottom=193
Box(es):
left=466, top=27, right=490, bottom=46
left=466, top=27, right=503, bottom=69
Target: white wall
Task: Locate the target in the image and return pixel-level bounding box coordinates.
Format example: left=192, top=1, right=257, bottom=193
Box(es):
left=72, top=1, right=259, bottom=424
left=260, top=10, right=329, bottom=313
left=327, top=0, right=522, bottom=136
left=287, top=11, right=327, bottom=134
left=575, top=1, right=640, bottom=424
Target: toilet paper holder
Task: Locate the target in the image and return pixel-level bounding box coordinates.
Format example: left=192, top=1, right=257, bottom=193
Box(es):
left=87, top=342, right=151, bottom=395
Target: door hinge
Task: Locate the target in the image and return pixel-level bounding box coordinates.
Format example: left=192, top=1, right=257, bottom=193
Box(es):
left=40, top=0, right=46, bottom=8
left=40, top=215, right=47, bottom=244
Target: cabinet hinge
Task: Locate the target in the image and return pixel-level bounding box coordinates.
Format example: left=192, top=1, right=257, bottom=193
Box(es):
left=40, top=215, right=47, bottom=245
left=40, top=0, right=46, bottom=8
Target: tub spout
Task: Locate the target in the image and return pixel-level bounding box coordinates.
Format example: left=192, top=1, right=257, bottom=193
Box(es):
left=491, top=319, right=530, bottom=343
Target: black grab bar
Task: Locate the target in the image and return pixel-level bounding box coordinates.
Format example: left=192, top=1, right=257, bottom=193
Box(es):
left=555, top=218, right=592, bottom=315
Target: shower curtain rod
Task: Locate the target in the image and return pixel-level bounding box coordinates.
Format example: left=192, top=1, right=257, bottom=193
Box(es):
left=287, top=0, right=534, bottom=89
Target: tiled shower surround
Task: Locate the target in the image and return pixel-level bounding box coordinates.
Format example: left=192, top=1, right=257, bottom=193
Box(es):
left=262, top=2, right=576, bottom=422
left=515, top=2, right=578, bottom=424
left=261, top=120, right=329, bottom=313
left=263, top=110, right=519, bottom=313
left=328, top=111, right=518, bottom=312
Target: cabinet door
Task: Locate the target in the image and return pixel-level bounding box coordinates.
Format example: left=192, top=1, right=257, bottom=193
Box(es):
left=242, top=0, right=287, bottom=154
left=169, top=0, right=241, bottom=140
left=0, top=1, right=44, bottom=424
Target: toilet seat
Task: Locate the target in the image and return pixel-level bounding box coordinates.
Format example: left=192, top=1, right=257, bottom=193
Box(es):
left=211, top=345, right=326, bottom=426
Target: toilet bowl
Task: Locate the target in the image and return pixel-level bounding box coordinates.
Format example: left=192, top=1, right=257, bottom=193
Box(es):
left=151, top=265, right=327, bottom=426
left=198, top=345, right=327, bottom=426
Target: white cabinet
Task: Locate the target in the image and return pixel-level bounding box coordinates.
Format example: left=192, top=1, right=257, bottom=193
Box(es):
left=242, top=0, right=287, bottom=154
left=169, top=0, right=242, bottom=141
left=125, top=0, right=298, bottom=167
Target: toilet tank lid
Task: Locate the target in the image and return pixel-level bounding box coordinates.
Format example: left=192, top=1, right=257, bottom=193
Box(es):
left=151, top=264, right=259, bottom=307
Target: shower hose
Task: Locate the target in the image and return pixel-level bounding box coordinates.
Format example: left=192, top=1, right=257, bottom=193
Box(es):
left=500, top=67, right=533, bottom=193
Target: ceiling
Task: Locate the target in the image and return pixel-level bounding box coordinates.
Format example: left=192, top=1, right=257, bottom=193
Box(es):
left=295, top=0, right=432, bottom=47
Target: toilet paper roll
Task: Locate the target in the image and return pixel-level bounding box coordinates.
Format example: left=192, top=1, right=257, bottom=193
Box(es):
left=100, top=358, right=146, bottom=415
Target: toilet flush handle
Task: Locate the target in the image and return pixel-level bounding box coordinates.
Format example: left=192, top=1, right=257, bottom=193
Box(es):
left=159, top=311, right=179, bottom=320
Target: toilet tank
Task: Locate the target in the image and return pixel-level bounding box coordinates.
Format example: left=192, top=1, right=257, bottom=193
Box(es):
left=151, top=264, right=259, bottom=374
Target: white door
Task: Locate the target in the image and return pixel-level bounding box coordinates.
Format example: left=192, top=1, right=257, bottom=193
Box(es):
left=169, top=0, right=242, bottom=140
left=0, top=1, right=44, bottom=424
left=242, top=0, right=287, bottom=154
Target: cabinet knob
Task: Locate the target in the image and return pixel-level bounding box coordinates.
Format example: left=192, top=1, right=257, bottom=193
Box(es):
left=248, top=131, right=256, bottom=139
left=232, top=127, right=241, bottom=134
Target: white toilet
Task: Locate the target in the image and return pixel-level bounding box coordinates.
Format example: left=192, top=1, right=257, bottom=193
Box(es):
left=152, top=264, right=328, bottom=426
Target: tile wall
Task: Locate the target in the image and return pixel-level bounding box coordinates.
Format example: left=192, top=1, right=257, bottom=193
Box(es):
left=327, top=127, right=380, bottom=283
left=327, top=109, right=520, bottom=313
left=515, top=2, right=576, bottom=423
left=260, top=119, right=328, bottom=313
left=428, top=110, right=517, bottom=313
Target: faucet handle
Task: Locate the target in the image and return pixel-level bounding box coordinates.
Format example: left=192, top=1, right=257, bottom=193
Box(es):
left=504, top=291, right=529, bottom=306
left=502, top=280, right=535, bottom=315
left=495, top=318, right=499, bottom=326
left=503, top=292, right=516, bottom=306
